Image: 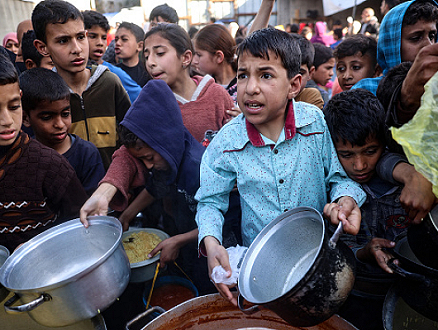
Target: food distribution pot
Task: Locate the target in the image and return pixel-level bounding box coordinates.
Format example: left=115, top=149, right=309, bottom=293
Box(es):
left=238, top=207, right=356, bottom=327
left=0, top=216, right=130, bottom=327
left=388, top=232, right=438, bottom=321
left=125, top=293, right=358, bottom=330
left=407, top=204, right=438, bottom=269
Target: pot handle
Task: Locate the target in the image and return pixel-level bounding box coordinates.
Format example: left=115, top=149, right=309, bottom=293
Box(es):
left=329, top=222, right=344, bottom=248
left=4, top=293, right=51, bottom=314
left=387, top=259, right=431, bottom=285
left=237, top=294, right=259, bottom=314
left=125, top=306, right=166, bottom=330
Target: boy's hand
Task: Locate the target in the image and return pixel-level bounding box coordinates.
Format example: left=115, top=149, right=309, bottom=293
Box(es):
left=226, top=105, right=242, bottom=121
left=203, top=236, right=237, bottom=306
left=79, top=183, right=117, bottom=228
left=324, top=196, right=361, bottom=235
left=148, top=236, right=182, bottom=268
left=356, top=238, right=396, bottom=274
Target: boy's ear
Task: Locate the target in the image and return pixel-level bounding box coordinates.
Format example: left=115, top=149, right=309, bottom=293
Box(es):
left=181, top=49, right=193, bottom=69
left=22, top=111, right=31, bottom=128
left=288, top=74, right=302, bottom=100
left=373, top=64, right=383, bottom=78
left=34, top=39, right=50, bottom=57
left=309, top=65, right=315, bottom=76
left=214, top=50, right=225, bottom=64
left=25, top=59, right=37, bottom=70
left=136, top=40, right=144, bottom=54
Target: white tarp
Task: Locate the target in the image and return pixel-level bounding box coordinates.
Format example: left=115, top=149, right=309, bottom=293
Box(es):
left=322, top=0, right=367, bottom=16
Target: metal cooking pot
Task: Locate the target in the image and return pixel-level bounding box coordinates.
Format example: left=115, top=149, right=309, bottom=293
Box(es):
left=238, top=207, right=356, bottom=327
left=125, top=293, right=358, bottom=330
left=383, top=284, right=438, bottom=330
left=407, top=204, right=438, bottom=269
left=0, top=245, right=10, bottom=302
left=0, top=216, right=130, bottom=327
left=389, top=232, right=438, bottom=321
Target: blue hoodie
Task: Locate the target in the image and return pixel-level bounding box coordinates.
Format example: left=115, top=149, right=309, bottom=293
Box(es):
left=353, top=0, right=438, bottom=95
left=120, top=79, right=205, bottom=198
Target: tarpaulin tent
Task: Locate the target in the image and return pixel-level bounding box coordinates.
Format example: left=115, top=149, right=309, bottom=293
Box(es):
left=322, top=0, right=367, bottom=16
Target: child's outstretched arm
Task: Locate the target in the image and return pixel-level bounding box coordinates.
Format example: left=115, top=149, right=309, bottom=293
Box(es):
left=249, top=0, right=275, bottom=34
left=356, top=238, right=396, bottom=274
left=323, top=196, right=362, bottom=235
left=80, top=182, right=118, bottom=227
left=203, top=236, right=237, bottom=305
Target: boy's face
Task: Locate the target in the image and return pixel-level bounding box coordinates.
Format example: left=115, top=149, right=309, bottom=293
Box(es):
left=0, top=82, right=22, bottom=147
left=34, top=19, right=89, bottom=75
left=299, top=64, right=314, bottom=92
left=87, top=26, right=108, bottom=64
left=401, top=20, right=437, bottom=62
left=149, top=16, right=168, bottom=30
left=312, top=57, right=334, bottom=86
left=335, top=136, right=384, bottom=184
left=336, top=53, right=377, bottom=91
left=23, top=99, right=71, bottom=149
left=115, top=27, right=141, bottom=61
left=127, top=140, right=169, bottom=172
left=237, top=50, right=301, bottom=136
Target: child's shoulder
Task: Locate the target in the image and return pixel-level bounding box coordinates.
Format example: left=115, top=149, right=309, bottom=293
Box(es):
left=208, top=114, right=247, bottom=150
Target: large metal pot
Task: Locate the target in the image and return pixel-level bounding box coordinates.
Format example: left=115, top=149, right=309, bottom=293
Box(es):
left=0, top=216, right=130, bottom=327
left=0, top=246, right=9, bottom=302
left=407, top=204, right=438, bottom=269
left=125, top=293, right=358, bottom=330
left=238, top=207, right=356, bottom=327
left=389, top=232, right=438, bottom=321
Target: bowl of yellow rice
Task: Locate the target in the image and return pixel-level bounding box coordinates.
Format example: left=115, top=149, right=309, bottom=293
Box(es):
left=122, top=227, right=169, bottom=283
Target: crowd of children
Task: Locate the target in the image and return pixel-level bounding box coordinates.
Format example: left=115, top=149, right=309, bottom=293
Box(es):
left=1, top=0, right=437, bottom=329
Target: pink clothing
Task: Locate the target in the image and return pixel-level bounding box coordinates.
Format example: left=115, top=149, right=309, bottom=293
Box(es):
left=99, top=146, right=148, bottom=211
left=310, top=22, right=335, bottom=47
left=173, top=75, right=233, bottom=142
left=2, top=32, right=18, bottom=47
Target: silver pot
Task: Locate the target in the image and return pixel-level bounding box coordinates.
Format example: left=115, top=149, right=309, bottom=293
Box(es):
left=122, top=228, right=169, bottom=283
left=0, top=216, right=130, bottom=327
left=238, top=207, right=356, bottom=327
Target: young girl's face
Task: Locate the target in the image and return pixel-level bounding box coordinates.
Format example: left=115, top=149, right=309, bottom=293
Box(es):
left=115, top=27, right=141, bottom=61
left=144, top=33, right=188, bottom=88
left=193, top=42, right=217, bottom=76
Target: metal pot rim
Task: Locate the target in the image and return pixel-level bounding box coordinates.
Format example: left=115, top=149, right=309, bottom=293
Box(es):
left=0, top=216, right=122, bottom=292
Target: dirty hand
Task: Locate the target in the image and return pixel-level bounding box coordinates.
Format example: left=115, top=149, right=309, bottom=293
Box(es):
left=204, top=236, right=237, bottom=306
left=357, top=238, right=396, bottom=274
left=324, top=196, right=361, bottom=235
left=226, top=105, right=242, bottom=122
left=148, top=236, right=182, bottom=268
left=79, top=194, right=109, bottom=228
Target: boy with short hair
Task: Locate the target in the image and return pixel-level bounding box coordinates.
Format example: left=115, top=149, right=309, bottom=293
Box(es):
left=0, top=54, right=87, bottom=252
left=334, top=34, right=381, bottom=91
left=149, top=3, right=179, bottom=28
left=195, top=27, right=366, bottom=305
left=19, top=68, right=105, bottom=196
left=115, top=21, right=150, bottom=87
left=32, top=0, right=131, bottom=169
left=82, top=10, right=141, bottom=104
left=324, top=88, right=436, bottom=329
left=21, top=30, right=54, bottom=70
left=307, top=43, right=335, bottom=105
left=353, top=0, right=438, bottom=95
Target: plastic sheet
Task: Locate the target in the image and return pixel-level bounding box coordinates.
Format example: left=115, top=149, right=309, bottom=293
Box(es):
left=391, top=71, right=438, bottom=198
left=211, top=245, right=247, bottom=285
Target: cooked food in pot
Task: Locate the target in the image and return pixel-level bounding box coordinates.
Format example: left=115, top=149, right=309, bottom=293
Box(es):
left=123, top=231, right=162, bottom=263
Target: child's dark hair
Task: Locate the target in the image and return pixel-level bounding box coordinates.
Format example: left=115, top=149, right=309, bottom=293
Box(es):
left=21, top=30, right=44, bottom=67
left=194, top=24, right=237, bottom=72
left=19, top=68, right=70, bottom=113
left=83, top=10, right=110, bottom=32
left=313, top=43, right=333, bottom=70
left=118, top=22, right=145, bottom=43
left=386, top=0, right=401, bottom=10
left=376, top=61, right=412, bottom=110
left=0, top=54, right=18, bottom=85
left=333, top=35, right=377, bottom=67
left=323, top=88, right=386, bottom=147
left=145, top=23, right=193, bottom=56
left=236, top=27, right=301, bottom=79
left=290, top=33, right=314, bottom=68
left=118, top=124, right=147, bottom=148
left=149, top=4, right=179, bottom=24
left=333, top=28, right=343, bottom=40
left=32, top=0, right=83, bottom=43
left=403, top=1, right=438, bottom=27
